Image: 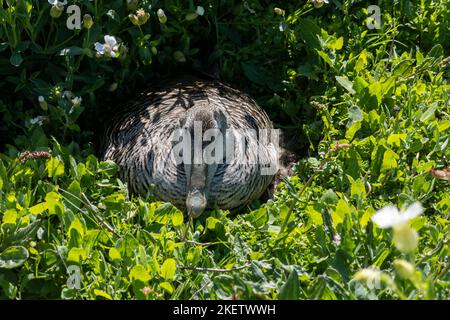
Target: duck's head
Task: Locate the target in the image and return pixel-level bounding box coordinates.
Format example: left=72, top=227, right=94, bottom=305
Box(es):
left=182, top=108, right=227, bottom=218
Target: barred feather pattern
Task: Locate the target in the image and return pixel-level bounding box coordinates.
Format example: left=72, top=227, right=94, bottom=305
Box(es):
left=101, top=77, right=278, bottom=210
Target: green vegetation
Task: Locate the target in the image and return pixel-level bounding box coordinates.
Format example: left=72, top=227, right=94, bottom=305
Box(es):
left=0, top=0, right=449, bottom=299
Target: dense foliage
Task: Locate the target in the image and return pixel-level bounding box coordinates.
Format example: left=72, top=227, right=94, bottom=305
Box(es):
left=0, top=0, right=449, bottom=299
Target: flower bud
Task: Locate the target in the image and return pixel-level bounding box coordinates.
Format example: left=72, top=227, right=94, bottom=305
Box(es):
left=129, top=13, right=139, bottom=26
left=50, top=4, right=64, bottom=18
left=274, top=7, right=285, bottom=16
left=157, top=9, right=167, bottom=24
left=137, top=9, right=150, bottom=25
left=393, top=259, right=415, bottom=280
left=196, top=6, right=205, bottom=16
left=354, top=268, right=380, bottom=282
left=108, top=83, right=118, bottom=92
left=151, top=46, right=158, bottom=55
left=311, top=0, right=328, bottom=8
left=38, top=96, right=48, bottom=111
left=83, top=14, right=94, bottom=29
left=71, top=97, right=82, bottom=107
left=393, top=223, right=419, bottom=253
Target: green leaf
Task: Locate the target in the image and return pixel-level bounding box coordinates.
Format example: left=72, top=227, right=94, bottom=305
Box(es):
left=160, top=258, right=176, bottom=280
left=321, top=189, right=338, bottom=205
left=317, top=50, right=334, bottom=67
left=10, top=53, right=23, bottom=67
left=420, top=103, right=438, bottom=123
left=437, top=120, right=450, bottom=132
left=171, top=210, right=184, bottom=227
left=305, top=204, right=323, bottom=225
left=247, top=207, right=269, bottom=228
left=67, top=247, right=87, bottom=263
left=93, top=289, right=113, bottom=300
left=349, top=176, right=366, bottom=199
left=328, top=37, right=344, bottom=50
left=129, top=265, right=151, bottom=282
left=29, top=202, right=48, bottom=215
left=335, top=76, right=356, bottom=94
left=45, top=192, right=64, bottom=215
left=355, top=50, right=368, bottom=72
left=279, top=269, right=300, bottom=300
left=47, top=157, right=65, bottom=178
left=2, top=209, right=17, bottom=225
left=241, top=62, right=265, bottom=86
left=108, top=248, right=121, bottom=261
left=0, top=246, right=29, bottom=269
left=381, top=149, right=399, bottom=171
left=159, top=281, right=174, bottom=294
left=68, top=217, right=85, bottom=238
left=65, top=180, right=82, bottom=211
left=426, top=44, right=444, bottom=60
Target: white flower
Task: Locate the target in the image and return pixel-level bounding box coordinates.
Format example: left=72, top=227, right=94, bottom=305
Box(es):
left=63, top=90, right=74, bottom=99
left=48, top=0, right=67, bottom=6
left=372, top=202, right=423, bottom=253
left=371, top=202, right=423, bottom=228
left=30, top=116, right=47, bottom=126
left=38, top=96, right=48, bottom=111
left=157, top=8, right=167, bottom=24
left=71, top=97, right=82, bottom=106
left=353, top=268, right=381, bottom=289
left=196, top=6, right=205, bottom=16
left=95, top=35, right=120, bottom=58
left=311, top=0, right=329, bottom=8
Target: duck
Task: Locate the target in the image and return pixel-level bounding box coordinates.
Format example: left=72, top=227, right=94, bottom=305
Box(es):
left=101, top=74, right=280, bottom=218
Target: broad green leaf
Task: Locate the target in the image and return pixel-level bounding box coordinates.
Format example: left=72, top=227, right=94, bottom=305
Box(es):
left=241, top=62, right=265, bottom=86
left=438, top=120, right=450, bottom=132
left=368, top=81, right=383, bottom=106
left=159, top=281, right=174, bottom=294
left=10, top=53, right=23, bottom=67
left=2, top=209, right=17, bottom=225
left=29, top=202, right=48, bottom=215
left=355, top=50, right=368, bottom=72
left=328, top=37, right=344, bottom=50
left=129, top=265, right=151, bottom=282
left=346, top=121, right=361, bottom=140
left=171, top=209, right=184, bottom=227
left=335, top=76, right=355, bottom=94
left=317, top=50, right=334, bottom=67
left=45, top=192, right=63, bottom=215
left=279, top=269, right=300, bottom=300
left=350, top=178, right=366, bottom=199
left=68, top=217, right=85, bottom=238
left=109, top=247, right=121, bottom=261
left=381, top=149, right=398, bottom=171
left=247, top=207, right=269, bottom=228
left=420, top=103, right=438, bottom=122
left=67, top=247, right=87, bottom=263
left=360, top=207, right=375, bottom=227
left=93, top=289, right=113, bottom=300
left=160, top=259, right=176, bottom=280
left=333, top=199, right=350, bottom=227
left=66, top=180, right=82, bottom=210
left=47, top=157, right=65, bottom=178
left=305, top=205, right=323, bottom=225
left=0, top=246, right=29, bottom=269
left=387, top=134, right=407, bottom=147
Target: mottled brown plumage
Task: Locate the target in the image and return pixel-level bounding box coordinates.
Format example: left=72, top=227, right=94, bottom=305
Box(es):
left=101, top=75, right=279, bottom=216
